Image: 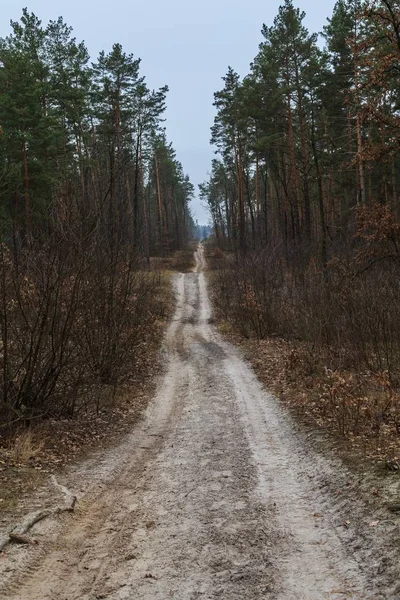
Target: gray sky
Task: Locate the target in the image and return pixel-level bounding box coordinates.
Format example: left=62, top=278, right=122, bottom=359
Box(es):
left=1, top=0, right=337, bottom=224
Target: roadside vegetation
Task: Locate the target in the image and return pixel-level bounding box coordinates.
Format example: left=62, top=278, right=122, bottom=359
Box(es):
left=203, top=0, right=400, bottom=462
left=0, top=9, right=195, bottom=468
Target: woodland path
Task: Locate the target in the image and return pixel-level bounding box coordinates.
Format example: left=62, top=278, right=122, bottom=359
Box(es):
left=0, top=245, right=389, bottom=599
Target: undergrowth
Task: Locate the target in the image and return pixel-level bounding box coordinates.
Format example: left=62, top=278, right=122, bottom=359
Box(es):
left=206, top=229, right=400, bottom=463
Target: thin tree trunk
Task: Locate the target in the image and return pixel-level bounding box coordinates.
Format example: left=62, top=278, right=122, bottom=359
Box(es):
left=155, top=155, right=164, bottom=257
left=22, top=137, right=31, bottom=242
left=356, top=114, right=366, bottom=205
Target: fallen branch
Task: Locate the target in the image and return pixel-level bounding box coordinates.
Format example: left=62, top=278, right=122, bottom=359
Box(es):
left=0, top=477, right=76, bottom=552
left=50, top=475, right=77, bottom=511
left=9, top=533, right=39, bottom=546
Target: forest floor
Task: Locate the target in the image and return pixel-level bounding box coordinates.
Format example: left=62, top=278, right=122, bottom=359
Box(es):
left=0, top=245, right=399, bottom=599
left=219, top=332, right=400, bottom=468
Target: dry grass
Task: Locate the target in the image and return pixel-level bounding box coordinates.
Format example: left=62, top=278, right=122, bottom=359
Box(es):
left=151, top=245, right=196, bottom=274
left=222, top=330, right=400, bottom=464
left=9, top=430, right=45, bottom=465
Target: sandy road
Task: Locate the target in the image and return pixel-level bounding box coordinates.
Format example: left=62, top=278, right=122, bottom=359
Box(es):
left=0, top=245, right=395, bottom=599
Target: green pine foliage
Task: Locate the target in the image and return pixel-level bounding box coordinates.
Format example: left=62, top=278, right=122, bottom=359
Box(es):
left=203, top=0, right=400, bottom=256
left=0, top=9, right=194, bottom=251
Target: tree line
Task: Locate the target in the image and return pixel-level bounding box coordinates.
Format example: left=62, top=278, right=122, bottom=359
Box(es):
left=205, top=1, right=400, bottom=391
left=0, top=9, right=194, bottom=256
left=203, top=0, right=400, bottom=258
left=0, top=9, right=194, bottom=430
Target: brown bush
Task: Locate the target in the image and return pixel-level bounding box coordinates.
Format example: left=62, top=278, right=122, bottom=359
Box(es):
left=209, top=206, right=400, bottom=443
left=0, top=225, right=170, bottom=435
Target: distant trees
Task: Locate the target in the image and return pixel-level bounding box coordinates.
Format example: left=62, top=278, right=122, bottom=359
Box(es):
left=192, top=222, right=212, bottom=241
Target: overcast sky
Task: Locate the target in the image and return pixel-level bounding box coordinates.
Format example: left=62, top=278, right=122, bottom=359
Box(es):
left=1, top=0, right=337, bottom=224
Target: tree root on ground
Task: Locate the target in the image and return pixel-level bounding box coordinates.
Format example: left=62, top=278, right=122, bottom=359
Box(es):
left=0, top=477, right=76, bottom=552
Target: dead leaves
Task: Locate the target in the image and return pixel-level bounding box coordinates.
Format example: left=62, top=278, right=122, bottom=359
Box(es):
left=232, top=335, right=400, bottom=465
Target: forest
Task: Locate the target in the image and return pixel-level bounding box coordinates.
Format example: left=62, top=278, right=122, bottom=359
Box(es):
left=203, top=0, right=400, bottom=442
left=0, top=3, right=400, bottom=594
left=0, top=9, right=194, bottom=432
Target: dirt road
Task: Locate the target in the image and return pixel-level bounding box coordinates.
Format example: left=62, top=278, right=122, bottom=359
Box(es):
left=0, top=245, right=397, bottom=599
